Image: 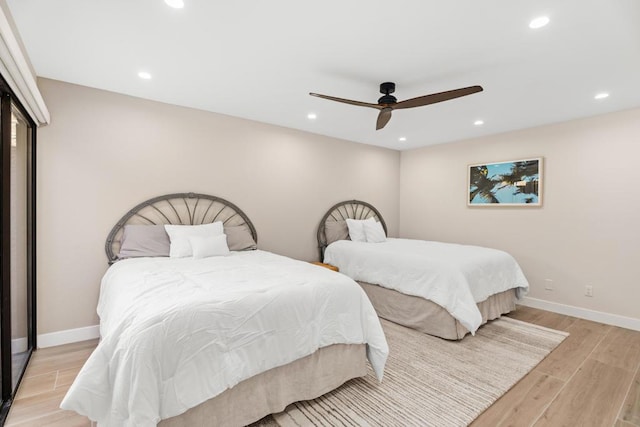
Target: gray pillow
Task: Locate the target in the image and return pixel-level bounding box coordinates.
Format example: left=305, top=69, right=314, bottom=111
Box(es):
left=118, top=224, right=170, bottom=258
left=324, top=220, right=349, bottom=245
left=224, top=225, right=257, bottom=251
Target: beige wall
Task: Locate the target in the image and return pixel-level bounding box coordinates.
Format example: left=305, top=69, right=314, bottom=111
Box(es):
left=36, top=76, right=639, bottom=335
left=36, top=78, right=400, bottom=334
left=400, top=108, right=640, bottom=321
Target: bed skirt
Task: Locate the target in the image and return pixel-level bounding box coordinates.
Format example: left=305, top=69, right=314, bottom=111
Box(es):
left=159, top=343, right=367, bottom=426
left=358, top=281, right=516, bottom=340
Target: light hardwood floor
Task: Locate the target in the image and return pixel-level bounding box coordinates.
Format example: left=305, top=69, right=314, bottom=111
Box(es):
left=5, top=306, right=640, bottom=426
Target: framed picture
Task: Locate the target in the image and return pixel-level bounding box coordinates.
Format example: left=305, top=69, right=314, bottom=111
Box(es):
left=468, top=157, right=542, bottom=206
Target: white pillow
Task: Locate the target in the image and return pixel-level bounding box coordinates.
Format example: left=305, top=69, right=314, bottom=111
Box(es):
left=346, top=218, right=375, bottom=242
left=363, top=220, right=386, bottom=243
left=189, top=234, right=230, bottom=258
left=164, top=222, right=224, bottom=258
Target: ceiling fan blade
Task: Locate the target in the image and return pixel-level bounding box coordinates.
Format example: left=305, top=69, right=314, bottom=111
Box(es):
left=376, top=108, right=393, bottom=130
left=310, top=93, right=382, bottom=109
left=393, top=85, right=483, bottom=110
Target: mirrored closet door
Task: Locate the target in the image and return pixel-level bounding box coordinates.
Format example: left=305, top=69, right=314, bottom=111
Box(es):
left=0, top=80, right=37, bottom=422
left=9, top=106, right=31, bottom=389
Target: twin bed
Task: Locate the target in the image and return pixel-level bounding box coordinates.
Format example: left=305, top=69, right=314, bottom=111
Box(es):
left=317, top=200, right=529, bottom=340
left=61, top=193, right=528, bottom=426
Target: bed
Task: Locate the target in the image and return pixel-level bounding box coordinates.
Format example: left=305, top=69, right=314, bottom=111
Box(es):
left=317, top=200, right=529, bottom=340
left=60, top=193, right=388, bottom=427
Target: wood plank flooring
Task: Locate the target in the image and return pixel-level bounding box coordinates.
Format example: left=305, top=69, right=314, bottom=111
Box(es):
left=472, top=306, right=640, bottom=427
left=5, top=339, right=98, bottom=426
left=5, top=306, right=640, bottom=426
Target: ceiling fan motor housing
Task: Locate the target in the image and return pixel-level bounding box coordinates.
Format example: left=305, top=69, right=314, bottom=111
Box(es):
left=378, top=82, right=398, bottom=105
left=378, top=82, right=397, bottom=104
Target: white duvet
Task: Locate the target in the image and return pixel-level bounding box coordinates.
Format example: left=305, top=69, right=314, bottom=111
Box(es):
left=60, top=250, right=388, bottom=426
left=324, top=238, right=529, bottom=334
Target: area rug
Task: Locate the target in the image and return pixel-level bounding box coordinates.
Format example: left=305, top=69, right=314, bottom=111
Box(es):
left=263, top=317, right=568, bottom=427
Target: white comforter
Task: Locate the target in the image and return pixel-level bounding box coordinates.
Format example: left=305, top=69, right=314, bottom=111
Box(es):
left=60, top=250, right=388, bottom=426
left=324, top=238, right=529, bottom=334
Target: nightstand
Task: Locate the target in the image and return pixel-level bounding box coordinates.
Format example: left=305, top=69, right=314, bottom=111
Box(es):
left=310, top=262, right=339, bottom=272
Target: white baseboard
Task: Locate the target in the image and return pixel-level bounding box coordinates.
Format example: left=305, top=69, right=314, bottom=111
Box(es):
left=37, top=325, right=100, bottom=348
left=519, top=297, right=640, bottom=332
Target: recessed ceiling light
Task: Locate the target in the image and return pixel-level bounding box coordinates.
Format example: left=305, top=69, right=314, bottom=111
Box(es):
left=594, top=92, right=609, bottom=100
left=529, top=16, right=550, bottom=29
left=474, top=120, right=484, bottom=126
left=399, top=137, right=407, bottom=142
left=165, top=0, right=184, bottom=9
left=138, top=71, right=152, bottom=80
left=307, top=113, right=317, bottom=120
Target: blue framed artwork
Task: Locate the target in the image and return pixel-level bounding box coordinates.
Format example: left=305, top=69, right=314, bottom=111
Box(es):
left=468, top=157, right=542, bottom=206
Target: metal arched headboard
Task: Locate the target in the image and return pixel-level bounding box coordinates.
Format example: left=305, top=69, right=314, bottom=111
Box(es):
left=317, top=200, right=387, bottom=259
left=106, top=192, right=257, bottom=264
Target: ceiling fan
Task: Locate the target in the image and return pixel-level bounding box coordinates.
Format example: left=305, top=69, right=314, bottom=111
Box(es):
left=310, top=82, right=483, bottom=130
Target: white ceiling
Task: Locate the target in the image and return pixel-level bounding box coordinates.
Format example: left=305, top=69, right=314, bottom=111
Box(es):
left=7, top=0, right=640, bottom=150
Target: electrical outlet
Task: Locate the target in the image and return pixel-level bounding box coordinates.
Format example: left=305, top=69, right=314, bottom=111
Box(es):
left=585, top=285, right=593, bottom=297
left=544, top=279, right=553, bottom=290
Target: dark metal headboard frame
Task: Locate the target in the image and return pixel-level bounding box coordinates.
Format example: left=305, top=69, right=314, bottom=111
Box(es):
left=316, top=200, right=387, bottom=259
left=105, top=192, right=257, bottom=264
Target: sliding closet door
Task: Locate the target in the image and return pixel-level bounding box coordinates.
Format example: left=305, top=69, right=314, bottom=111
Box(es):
left=8, top=106, right=31, bottom=389
left=0, top=84, right=36, bottom=420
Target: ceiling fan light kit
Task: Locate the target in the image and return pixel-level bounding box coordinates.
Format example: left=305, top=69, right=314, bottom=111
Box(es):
left=310, top=82, right=483, bottom=130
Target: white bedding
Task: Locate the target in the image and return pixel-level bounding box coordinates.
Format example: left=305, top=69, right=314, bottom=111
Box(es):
left=60, top=250, right=388, bottom=427
left=324, top=238, right=529, bottom=334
